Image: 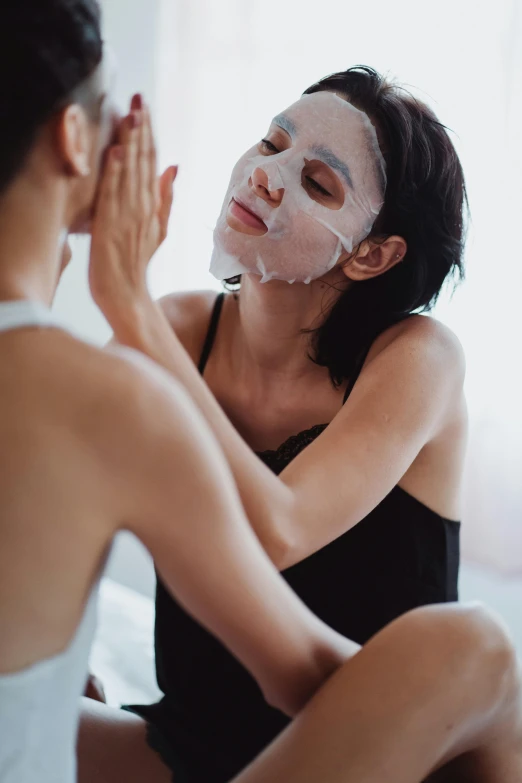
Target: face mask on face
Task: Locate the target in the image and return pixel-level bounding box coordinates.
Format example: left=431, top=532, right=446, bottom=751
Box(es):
left=210, top=91, right=386, bottom=284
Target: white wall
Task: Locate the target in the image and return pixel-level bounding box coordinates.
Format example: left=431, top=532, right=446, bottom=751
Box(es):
left=53, top=0, right=162, bottom=344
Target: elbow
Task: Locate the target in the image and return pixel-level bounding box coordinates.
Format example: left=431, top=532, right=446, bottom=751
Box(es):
left=261, top=503, right=299, bottom=571
left=265, top=530, right=295, bottom=572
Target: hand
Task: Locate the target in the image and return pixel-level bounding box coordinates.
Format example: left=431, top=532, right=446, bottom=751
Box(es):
left=89, top=93, right=177, bottom=318
left=263, top=626, right=360, bottom=717
left=84, top=672, right=106, bottom=703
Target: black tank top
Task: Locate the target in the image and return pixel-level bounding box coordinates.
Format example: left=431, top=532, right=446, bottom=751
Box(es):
left=139, top=293, right=460, bottom=783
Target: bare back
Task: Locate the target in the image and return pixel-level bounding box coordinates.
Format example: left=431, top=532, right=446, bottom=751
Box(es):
left=0, top=317, right=123, bottom=673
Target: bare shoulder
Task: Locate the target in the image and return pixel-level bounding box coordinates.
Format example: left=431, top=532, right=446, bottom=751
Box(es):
left=369, top=314, right=466, bottom=386
left=89, top=341, right=193, bottom=438
left=158, top=289, right=221, bottom=362
left=46, top=333, right=194, bottom=467
left=98, top=343, right=230, bottom=536
left=158, top=289, right=218, bottom=326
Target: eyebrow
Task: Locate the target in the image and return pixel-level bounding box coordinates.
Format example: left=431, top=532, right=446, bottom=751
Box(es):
left=272, top=114, right=297, bottom=137
left=310, top=145, right=354, bottom=189
left=272, top=114, right=354, bottom=190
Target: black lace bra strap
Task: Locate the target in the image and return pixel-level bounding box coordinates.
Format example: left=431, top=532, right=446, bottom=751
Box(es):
left=198, top=292, right=226, bottom=375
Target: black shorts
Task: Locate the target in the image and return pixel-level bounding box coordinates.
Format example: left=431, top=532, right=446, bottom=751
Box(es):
left=121, top=704, right=190, bottom=783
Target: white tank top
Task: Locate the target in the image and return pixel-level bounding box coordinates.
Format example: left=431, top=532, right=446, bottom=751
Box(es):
left=0, top=300, right=100, bottom=783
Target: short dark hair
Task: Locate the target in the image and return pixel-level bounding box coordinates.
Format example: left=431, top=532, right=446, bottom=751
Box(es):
left=227, top=66, right=468, bottom=387
left=0, top=0, right=103, bottom=194
left=304, top=66, right=467, bottom=385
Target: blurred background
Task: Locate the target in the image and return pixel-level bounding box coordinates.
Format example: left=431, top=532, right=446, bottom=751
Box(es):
left=53, top=0, right=522, bottom=668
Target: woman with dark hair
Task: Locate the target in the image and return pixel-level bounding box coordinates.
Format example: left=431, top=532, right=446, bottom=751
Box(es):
left=83, top=67, right=481, bottom=782
left=1, top=1, right=519, bottom=777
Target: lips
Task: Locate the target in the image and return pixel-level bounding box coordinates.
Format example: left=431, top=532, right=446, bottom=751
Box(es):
left=229, top=197, right=267, bottom=231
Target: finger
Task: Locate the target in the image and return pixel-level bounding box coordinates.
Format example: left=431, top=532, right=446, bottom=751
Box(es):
left=130, top=92, right=143, bottom=113
left=145, top=105, right=158, bottom=200
left=118, top=105, right=136, bottom=146
left=118, top=94, right=142, bottom=147
left=119, top=112, right=141, bottom=210
left=157, top=166, right=177, bottom=244
left=94, top=145, right=124, bottom=222
left=138, top=104, right=154, bottom=214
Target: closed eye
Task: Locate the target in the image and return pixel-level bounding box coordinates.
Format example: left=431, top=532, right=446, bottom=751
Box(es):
left=304, top=176, right=332, bottom=197
left=260, top=138, right=280, bottom=154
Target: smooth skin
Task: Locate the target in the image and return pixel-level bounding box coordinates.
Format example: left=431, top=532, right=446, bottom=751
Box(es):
left=79, top=98, right=522, bottom=782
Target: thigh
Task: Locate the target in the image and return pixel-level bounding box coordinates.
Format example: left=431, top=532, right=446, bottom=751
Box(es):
left=232, top=604, right=521, bottom=783
left=77, top=698, right=173, bottom=783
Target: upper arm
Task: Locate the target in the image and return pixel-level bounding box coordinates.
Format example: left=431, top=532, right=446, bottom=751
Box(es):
left=280, top=317, right=465, bottom=563
left=99, top=347, right=333, bottom=707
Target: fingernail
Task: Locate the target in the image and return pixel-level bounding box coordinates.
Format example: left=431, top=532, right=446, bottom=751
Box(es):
left=113, top=145, right=124, bottom=161
left=131, top=93, right=143, bottom=111
left=171, top=165, right=179, bottom=180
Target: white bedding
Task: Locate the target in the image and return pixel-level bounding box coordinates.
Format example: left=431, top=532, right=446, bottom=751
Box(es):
left=89, top=579, right=161, bottom=707
left=92, top=567, right=522, bottom=708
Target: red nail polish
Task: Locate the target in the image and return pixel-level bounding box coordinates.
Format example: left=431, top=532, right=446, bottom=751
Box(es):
left=131, top=93, right=143, bottom=111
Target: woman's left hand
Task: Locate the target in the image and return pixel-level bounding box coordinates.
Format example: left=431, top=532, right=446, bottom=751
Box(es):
left=89, top=93, right=177, bottom=320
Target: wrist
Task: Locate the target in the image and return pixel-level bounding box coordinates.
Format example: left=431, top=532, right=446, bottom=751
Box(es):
left=260, top=622, right=357, bottom=718
left=102, top=291, right=155, bottom=346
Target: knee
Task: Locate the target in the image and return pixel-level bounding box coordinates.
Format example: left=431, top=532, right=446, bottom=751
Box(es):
left=400, top=602, right=519, bottom=713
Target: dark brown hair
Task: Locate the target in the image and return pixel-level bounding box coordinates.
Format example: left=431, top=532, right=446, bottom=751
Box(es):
left=0, top=0, right=103, bottom=194
left=228, top=65, right=467, bottom=386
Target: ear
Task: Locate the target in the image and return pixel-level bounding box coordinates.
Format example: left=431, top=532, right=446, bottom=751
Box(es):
left=55, top=104, right=93, bottom=178
left=340, top=235, right=407, bottom=282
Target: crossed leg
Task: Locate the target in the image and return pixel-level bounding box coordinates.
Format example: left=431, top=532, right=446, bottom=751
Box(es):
left=78, top=603, right=522, bottom=783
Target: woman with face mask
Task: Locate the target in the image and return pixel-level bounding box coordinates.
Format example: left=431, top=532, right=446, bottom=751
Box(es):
left=83, top=69, right=519, bottom=783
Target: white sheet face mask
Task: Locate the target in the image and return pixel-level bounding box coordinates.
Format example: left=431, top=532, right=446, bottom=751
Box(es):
left=210, top=91, right=386, bottom=284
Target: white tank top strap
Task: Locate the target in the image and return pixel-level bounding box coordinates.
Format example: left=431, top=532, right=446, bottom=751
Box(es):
left=0, top=299, right=66, bottom=334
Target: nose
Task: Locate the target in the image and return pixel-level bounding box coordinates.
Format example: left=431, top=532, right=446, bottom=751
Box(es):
left=249, top=166, right=284, bottom=206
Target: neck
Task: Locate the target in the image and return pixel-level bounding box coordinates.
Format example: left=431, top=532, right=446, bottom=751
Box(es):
left=236, top=270, right=349, bottom=377
left=0, top=178, right=69, bottom=306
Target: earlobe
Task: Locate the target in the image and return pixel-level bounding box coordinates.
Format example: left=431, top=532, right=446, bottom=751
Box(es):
left=56, top=104, right=92, bottom=178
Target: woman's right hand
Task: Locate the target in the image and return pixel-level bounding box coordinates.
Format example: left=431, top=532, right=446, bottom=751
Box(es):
left=263, top=625, right=360, bottom=717
left=89, top=94, right=176, bottom=325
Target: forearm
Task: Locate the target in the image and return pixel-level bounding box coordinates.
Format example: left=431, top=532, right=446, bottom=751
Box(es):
left=107, top=294, right=296, bottom=567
